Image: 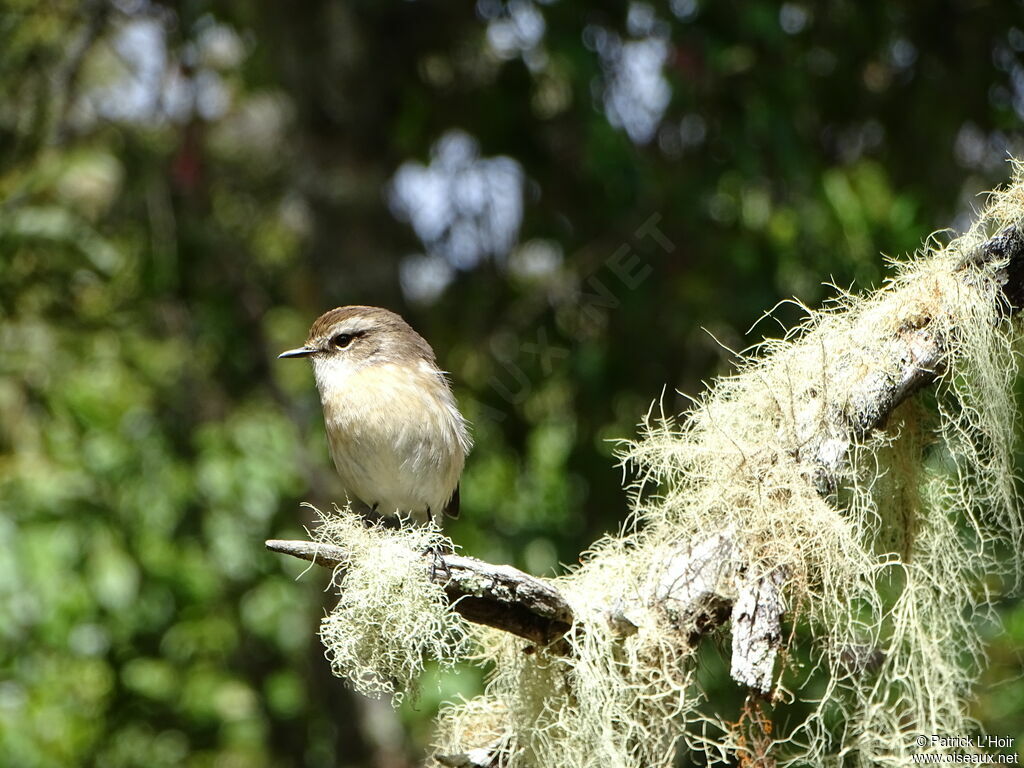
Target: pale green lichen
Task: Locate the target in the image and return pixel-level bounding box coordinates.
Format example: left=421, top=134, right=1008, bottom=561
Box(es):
left=315, top=166, right=1024, bottom=767
left=312, top=505, right=468, bottom=703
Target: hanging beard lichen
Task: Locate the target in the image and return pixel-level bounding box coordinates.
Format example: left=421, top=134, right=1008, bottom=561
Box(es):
left=312, top=505, right=470, bottom=703
left=313, top=164, right=1024, bottom=767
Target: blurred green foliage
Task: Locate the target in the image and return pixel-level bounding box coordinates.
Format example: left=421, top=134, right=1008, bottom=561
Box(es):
left=1, top=0, right=1022, bottom=765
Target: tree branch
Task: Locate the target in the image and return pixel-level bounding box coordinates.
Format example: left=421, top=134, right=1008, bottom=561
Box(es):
left=650, top=223, right=1024, bottom=691
left=265, top=539, right=573, bottom=647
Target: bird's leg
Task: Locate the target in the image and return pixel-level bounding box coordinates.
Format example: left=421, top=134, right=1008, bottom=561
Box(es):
left=424, top=506, right=453, bottom=582
left=356, top=501, right=403, bottom=530
left=427, top=544, right=452, bottom=583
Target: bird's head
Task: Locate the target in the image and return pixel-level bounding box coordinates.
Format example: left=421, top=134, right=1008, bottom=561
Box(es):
left=278, top=305, right=437, bottom=384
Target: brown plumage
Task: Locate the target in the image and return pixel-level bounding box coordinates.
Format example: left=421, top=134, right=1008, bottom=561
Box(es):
left=280, top=305, right=471, bottom=524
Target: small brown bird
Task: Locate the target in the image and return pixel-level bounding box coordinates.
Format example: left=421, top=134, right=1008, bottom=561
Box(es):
left=279, top=306, right=471, bottom=525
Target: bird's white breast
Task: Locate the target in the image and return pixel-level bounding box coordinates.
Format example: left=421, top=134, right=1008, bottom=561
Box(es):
left=313, top=356, right=468, bottom=524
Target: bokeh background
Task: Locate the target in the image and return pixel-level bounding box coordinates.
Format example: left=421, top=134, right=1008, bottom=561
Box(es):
left=2, top=1, right=1024, bottom=765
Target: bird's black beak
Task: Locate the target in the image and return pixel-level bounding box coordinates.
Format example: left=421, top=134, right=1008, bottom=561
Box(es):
left=278, top=346, right=315, bottom=359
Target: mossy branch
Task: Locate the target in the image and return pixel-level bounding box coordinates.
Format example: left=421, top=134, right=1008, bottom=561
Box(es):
left=268, top=171, right=1024, bottom=766
left=628, top=222, right=1024, bottom=693
left=266, top=221, right=1024, bottom=696
left=810, top=224, right=1024, bottom=492
left=265, top=538, right=573, bottom=646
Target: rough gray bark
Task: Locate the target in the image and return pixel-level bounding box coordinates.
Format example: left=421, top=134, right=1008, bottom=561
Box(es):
left=730, top=566, right=787, bottom=693
left=611, top=527, right=735, bottom=644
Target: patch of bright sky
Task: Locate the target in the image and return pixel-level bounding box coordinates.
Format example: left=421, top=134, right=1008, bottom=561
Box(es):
left=79, top=13, right=239, bottom=126
left=583, top=3, right=673, bottom=146
left=391, top=130, right=525, bottom=268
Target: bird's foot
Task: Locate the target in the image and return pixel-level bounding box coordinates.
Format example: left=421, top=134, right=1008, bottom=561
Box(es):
left=356, top=502, right=403, bottom=530
left=424, top=543, right=453, bottom=583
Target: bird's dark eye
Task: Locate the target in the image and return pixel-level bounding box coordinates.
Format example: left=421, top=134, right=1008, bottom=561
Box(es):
left=332, top=333, right=354, bottom=349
